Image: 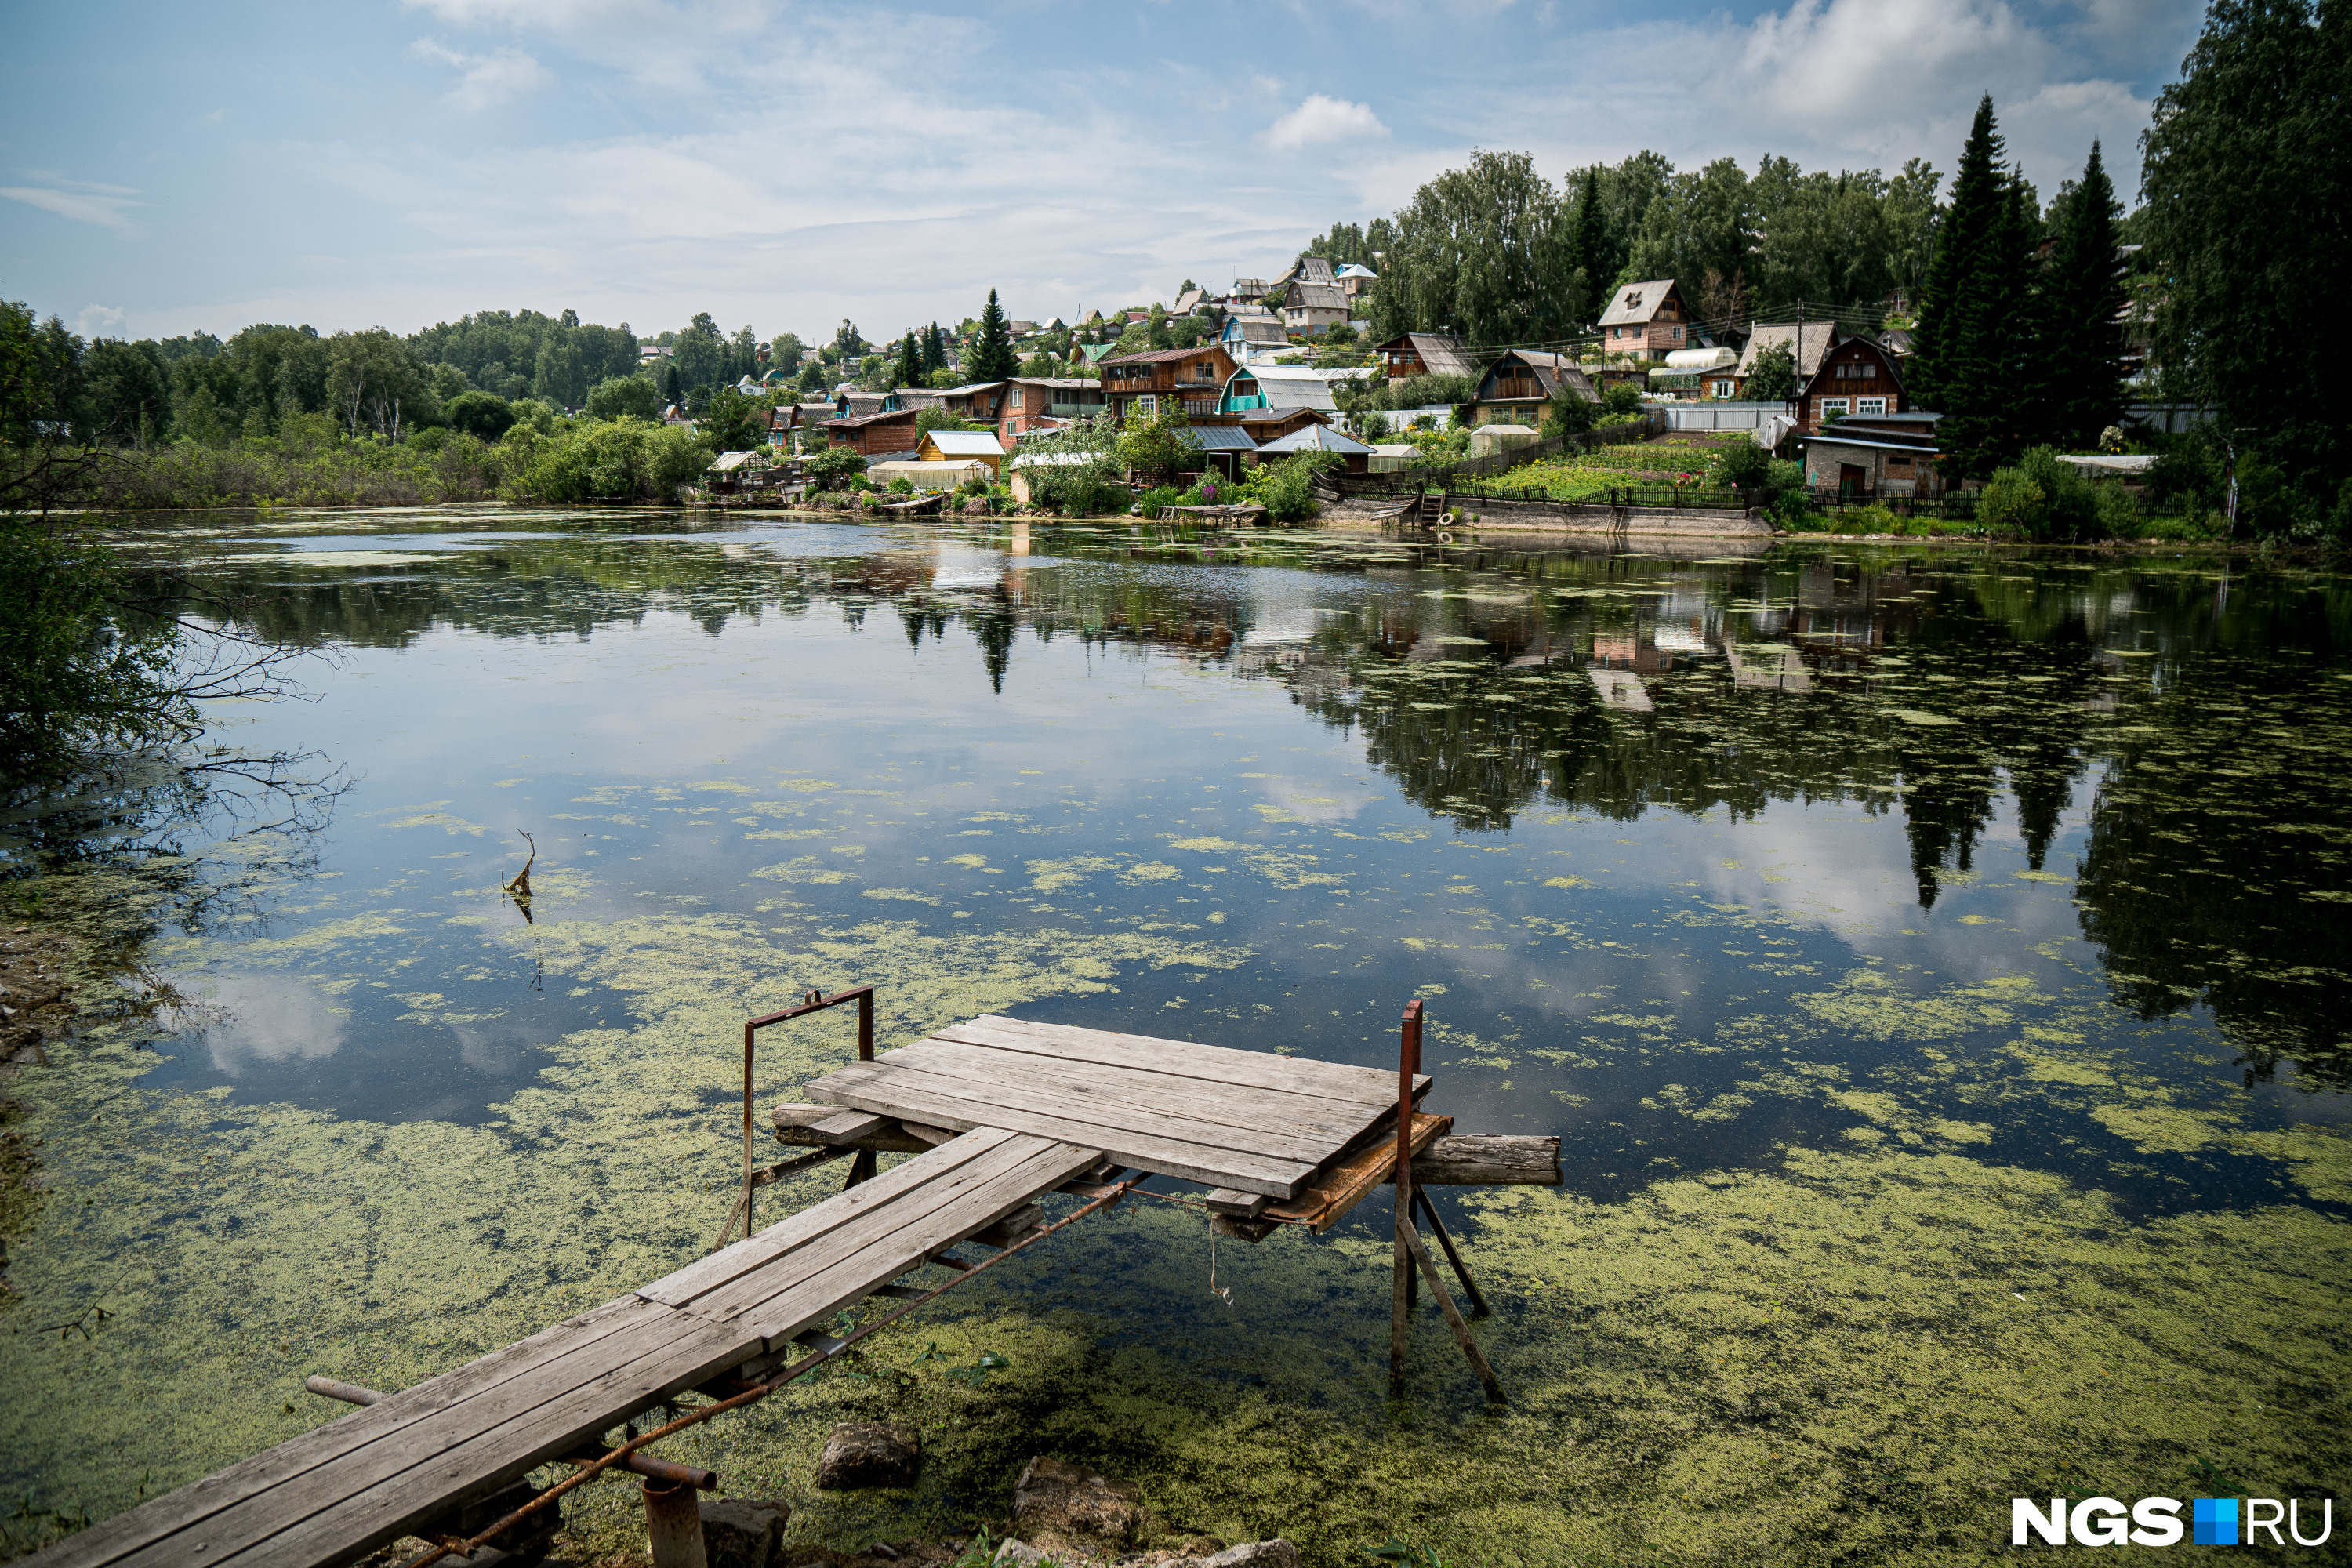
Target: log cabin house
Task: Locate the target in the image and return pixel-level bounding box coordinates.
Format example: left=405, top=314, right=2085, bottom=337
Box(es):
left=1000, top=377, right=1109, bottom=440
left=1377, top=332, right=1475, bottom=383
left=1465, top=349, right=1597, bottom=426
left=1795, top=334, right=1907, bottom=434
left=1098, top=344, right=1237, bottom=423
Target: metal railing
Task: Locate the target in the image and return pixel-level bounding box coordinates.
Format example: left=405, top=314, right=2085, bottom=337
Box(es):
left=720, top=985, right=876, bottom=1247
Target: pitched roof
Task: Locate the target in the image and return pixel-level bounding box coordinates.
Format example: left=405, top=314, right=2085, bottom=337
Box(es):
left=1101, top=345, right=1225, bottom=365
left=709, top=450, right=767, bottom=470
left=1227, top=318, right=1289, bottom=346
left=1481, top=349, right=1595, bottom=403
left=1290, top=256, right=1337, bottom=285
left=1229, top=278, right=1269, bottom=297
left=1737, top=322, right=1841, bottom=378
left=1597, top=280, right=1680, bottom=328
left=1285, top=283, right=1349, bottom=312
left=1184, top=424, right=1259, bottom=451
left=1259, top=423, right=1370, bottom=454
left=1172, top=289, right=1205, bottom=314
left=1796, top=334, right=1905, bottom=398
left=1336, top=263, right=1378, bottom=279
left=1378, top=333, right=1477, bottom=379
left=923, top=430, right=1007, bottom=457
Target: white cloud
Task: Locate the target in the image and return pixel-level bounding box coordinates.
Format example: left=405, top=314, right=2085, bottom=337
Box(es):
left=1261, top=94, right=1389, bottom=152
left=0, top=184, right=141, bottom=233
left=410, top=36, right=554, bottom=111
left=75, top=304, right=127, bottom=337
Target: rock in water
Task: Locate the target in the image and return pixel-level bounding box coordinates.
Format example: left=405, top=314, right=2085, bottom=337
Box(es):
left=699, top=1497, right=789, bottom=1568
left=1010, top=1456, right=1143, bottom=1555
left=1196, top=1543, right=1298, bottom=1568
left=815, top=1422, right=921, bottom=1490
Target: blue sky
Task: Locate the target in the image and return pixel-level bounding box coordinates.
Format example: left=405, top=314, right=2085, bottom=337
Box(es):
left=2, top=0, right=2209, bottom=349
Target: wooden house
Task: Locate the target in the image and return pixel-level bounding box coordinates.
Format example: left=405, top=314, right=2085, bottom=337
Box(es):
left=1280, top=283, right=1351, bottom=337
left=1098, top=344, right=1237, bottom=423
left=917, top=429, right=1007, bottom=477
left=1258, top=422, right=1373, bottom=475
left=824, top=408, right=922, bottom=458
left=886, top=381, right=1007, bottom=426
left=1466, top=349, right=1596, bottom=426
left=1730, top=322, right=1840, bottom=399
left=1000, top=376, right=1108, bottom=439
left=1336, top=262, right=1377, bottom=300
left=1221, top=310, right=1290, bottom=364
left=1795, top=335, right=1907, bottom=435
left=1219, top=363, right=1338, bottom=418
left=1377, top=333, right=1475, bottom=382
left=1595, top=279, right=1693, bottom=361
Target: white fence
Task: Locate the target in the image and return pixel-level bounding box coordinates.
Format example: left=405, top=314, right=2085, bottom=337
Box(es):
left=1661, top=401, right=1794, bottom=432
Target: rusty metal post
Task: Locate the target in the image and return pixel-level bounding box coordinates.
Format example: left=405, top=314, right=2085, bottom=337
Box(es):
left=739, top=1018, right=757, bottom=1243
left=851, top=990, right=877, bottom=1185
left=1391, top=998, right=1423, bottom=1390
left=644, top=1476, right=707, bottom=1568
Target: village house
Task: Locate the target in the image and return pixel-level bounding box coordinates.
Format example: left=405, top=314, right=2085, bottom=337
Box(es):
left=1466, top=349, right=1596, bottom=425
left=1798, top=411, right=1944, bottom=500
left=1221, top=309, right=1290, bottom=364
left=1258, top=423, right=1374, bottom=475
left=1336, top=262, right=1377, bottom=300
left=1224, top=278, right=1270, bottom=307
left=1098, top=344, right=1237, bottom=423
left=1000, top=376, right=1108, bottom=440
left=1377, top=333, right=1476, bottom=383
left=1280, top=282, right=1351, bottom=337
left=1172, top=288, right=1207, bottom=316
left=1595, top=279, right=1693, bottom=361
left=887, top=381, right=1008, bottom=426
left=1648, top=346, right=1738, bottom=401
left=1185, top=423, right=1259, bottom=484
left=1794, top=333, right=1907, bottom=434
left=1730, top=321, right=1841, bottom=400
left=1218, top=363, right=1338, bottom=419
left=916, top=428, right=1007, bottom=477
left=824, top=408, right=922, bottom=459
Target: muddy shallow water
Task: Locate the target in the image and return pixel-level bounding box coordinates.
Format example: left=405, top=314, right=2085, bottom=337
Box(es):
left=1, top=508, right=2345, bottom=1563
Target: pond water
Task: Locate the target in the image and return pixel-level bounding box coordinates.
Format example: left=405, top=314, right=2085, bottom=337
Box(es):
left=2, top=508, right=2347, bottom=1563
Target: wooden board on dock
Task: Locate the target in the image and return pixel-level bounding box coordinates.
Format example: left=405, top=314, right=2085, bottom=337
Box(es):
left=803, top=1015, right=1428, bottom=1200
left=28, top=1128, right=1101, bottom=1568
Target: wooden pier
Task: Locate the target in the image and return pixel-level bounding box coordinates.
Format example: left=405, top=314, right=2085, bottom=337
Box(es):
left=34, top=995, right=1555, bottom=1568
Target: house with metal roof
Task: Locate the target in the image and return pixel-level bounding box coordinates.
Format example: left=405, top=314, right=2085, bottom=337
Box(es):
left=1336, top=263, right=1378, bottom=300
left=918, top=429, right=1008, bottom=475
left=1377, top=333, right=1477, bottom=382
left=1596, top=279, right=1694, bottom=361
left=1279, top=282, right=1351, bottom=337
left=1097, top=344, right=1236, bottom=422
left=1218, top=363, right=1338, bottom=417
left=1258, top=420, right=1374, bottom=474
left=1465, top=349, right=1596, bottom=426
left=1735, top=321, right=1842, bottom=390
left=1221, top=309, right=1291, bottom=364
left=1002, top=376, right=1109, bottom=438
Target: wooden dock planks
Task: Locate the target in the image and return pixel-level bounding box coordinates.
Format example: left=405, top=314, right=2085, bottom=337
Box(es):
left=804, top=1015, right=1427, bottom=1199
left=29, top=1129, right=1104, bottom=1568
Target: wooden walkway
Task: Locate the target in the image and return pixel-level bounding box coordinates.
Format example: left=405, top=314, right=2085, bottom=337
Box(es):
left=35, top=1004, right=1530, bottom=1568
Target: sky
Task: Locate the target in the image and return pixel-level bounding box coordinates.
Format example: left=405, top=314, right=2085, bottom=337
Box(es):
left=2, top=0, right=2210, bottom=350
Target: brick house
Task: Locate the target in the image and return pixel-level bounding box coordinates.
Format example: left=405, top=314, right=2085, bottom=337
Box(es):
left=1798, top=412, right=1945, bottom=499
left=1098, top=345, right=1237, bottom=423
left=1595, top=279, right=1693, bottom=361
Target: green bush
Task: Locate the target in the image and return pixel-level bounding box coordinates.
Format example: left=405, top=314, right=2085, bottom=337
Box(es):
left=1246, top=451, right=1343, bottom=523
left=887, top=476, right=913, bottom=495
left=801, top=446, right=868, bottom=488
left=1708, top=439, right=1773, bottom=490
left=583, top=376, right=661, bottom=420
left=508, top=418, right=708, bottom=502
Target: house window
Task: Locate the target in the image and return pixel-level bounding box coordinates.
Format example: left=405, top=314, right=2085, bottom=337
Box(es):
left=1671, top=325, right=1683, bottom=340
left=1010, top=387, right=1024, bottom=408
left=1819, top=397, right=1849, bottom=419
left=1134, top=395, right=1157, bottom=417
left=1712, top=379, right=1736, bottom=399
left=1860, top=362, right=1877, bottom=379
left=1857, top=397, right=1887, bottom=416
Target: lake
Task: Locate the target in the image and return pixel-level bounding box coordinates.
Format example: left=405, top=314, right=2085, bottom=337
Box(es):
left=2, top=508, right=2345, bottom=1564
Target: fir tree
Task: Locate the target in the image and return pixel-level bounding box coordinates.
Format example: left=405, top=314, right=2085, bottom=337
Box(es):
left=895, top=331, right=923, bottom=389
left=922, top=322, right=947, bottom=376
left=662, top=363, right=682, bottom=408
left=1570, top=168, right=1607, bottom=325
left=2038, top=142, right=2129, bottom=448
left=1912, top=96, right=2034, bottom=480
left=968, top=289, right=1018, bottom=382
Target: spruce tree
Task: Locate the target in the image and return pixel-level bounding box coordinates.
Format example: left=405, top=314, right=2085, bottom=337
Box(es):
left=922, top=322, right=947, bottom=376
left=1913, top=96, right=2035, bottom=479
left=2038, top=143, right=2129, bottom=448
left=968, top=289, right=1018, bottom=382
left=662, top=363, right=682, bottom=408
left=1570, top=169, right=1607, bottom=325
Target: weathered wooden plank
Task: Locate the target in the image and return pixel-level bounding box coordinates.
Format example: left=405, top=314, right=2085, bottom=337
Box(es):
left=936, top=1015, right=1430, bottom=1107
left=26, top=1297, right=662, bottom=1568
left=1203, top=1188, right=1271, bottom=1218
left=1409, top=1134, right=1561, bottom=1187
left=1262, top=1112, right=1451, bottom=1232
left=698, top=1141, right=1099, bottom=1350
left=849, top=1042, right=1356, bottom=1164
left=773, top=1102, right=931, bottom=1154
left=212, top=1314, right=753, bottom=1568
left=808, top=1062, right=1316, bottom=1197
left=681, top=1135, right=1099, bottom=1341
left=642, top=1128, right=1021, bottom=1310
left=809, top=1109, right=892, bottom=1145
left=881, top=1038, right=1374, bottom=1148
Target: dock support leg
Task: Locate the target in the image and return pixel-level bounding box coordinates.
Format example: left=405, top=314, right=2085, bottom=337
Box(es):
left=1390, top=999, right=1423, bottom=1392
left=644, top=1475, right=709, bottom=1568
left=1414, top=1188, right=1488, bottom=1317
left=1401, top=1222, right=1507, bottom=1405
